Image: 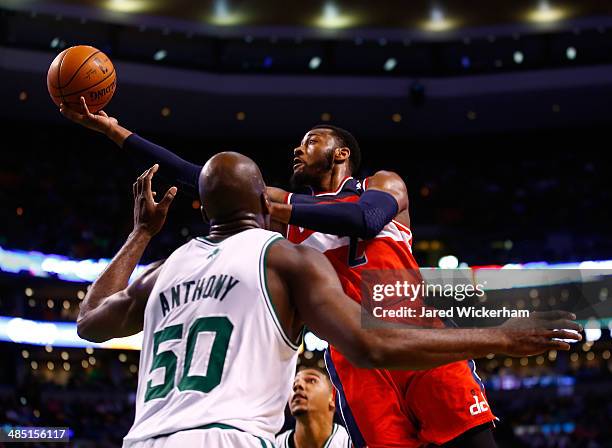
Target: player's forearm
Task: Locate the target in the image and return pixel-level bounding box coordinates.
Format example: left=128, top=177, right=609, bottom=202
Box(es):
left=279, top=190, right=398, bottom=239
left=105, top=122, right=133, bottom=147
left=120, top=133, right=201, bottom=197
left=78, top=230, right=151, bottom=323
left=362, top=328, right=507, bottom=370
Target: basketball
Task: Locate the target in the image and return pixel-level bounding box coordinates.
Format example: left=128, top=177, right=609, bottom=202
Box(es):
left=47, top=45, right=116, bottom=113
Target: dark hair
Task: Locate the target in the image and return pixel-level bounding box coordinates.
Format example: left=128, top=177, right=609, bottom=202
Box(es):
left=311, top=124, right=361, bottom=174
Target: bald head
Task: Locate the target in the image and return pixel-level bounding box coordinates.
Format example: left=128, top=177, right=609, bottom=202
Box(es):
left=199, top=152, right=268, bottom=224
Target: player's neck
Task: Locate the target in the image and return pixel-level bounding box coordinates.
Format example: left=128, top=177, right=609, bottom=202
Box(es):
left=293, top=414, right=333, bottom=448
left=312, top=166, right=350, bottom=194
left=207, top=215, right=262, bottom=241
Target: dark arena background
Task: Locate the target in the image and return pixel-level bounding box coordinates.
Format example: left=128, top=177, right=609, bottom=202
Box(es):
left=1, top=1, right=612, bottom=447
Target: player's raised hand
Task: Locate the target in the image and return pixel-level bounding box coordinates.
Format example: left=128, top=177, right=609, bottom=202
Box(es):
left=133, top=164, right=178, bottom=237
left=59, top=96, right=118, bottom=135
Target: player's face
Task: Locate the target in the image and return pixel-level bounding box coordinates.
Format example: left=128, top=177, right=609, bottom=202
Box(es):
left=290, top=130, right=336, bottom=189
left=289, top=369, right=333, bottom=417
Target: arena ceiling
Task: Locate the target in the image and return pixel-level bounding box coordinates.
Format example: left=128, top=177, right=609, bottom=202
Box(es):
left=2, top=0, right=612, bottom=36
left=2, top=0, right=612, bottom=139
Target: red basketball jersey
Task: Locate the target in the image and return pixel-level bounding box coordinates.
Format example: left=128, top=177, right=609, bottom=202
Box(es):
left=285, top=177, right=419, bottom=304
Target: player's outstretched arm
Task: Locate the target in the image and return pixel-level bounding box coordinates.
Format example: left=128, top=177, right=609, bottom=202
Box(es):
left=267, top=242, right=582, bottom=370
left=77, top=165, right=176, bottom=342
left=269, top=170, right=409, bottom=239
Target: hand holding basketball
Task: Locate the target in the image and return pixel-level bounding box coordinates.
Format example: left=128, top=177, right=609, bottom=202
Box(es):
left=60, top=96, right=117, bottom=135
left=47, top=45, right=116, bottom=113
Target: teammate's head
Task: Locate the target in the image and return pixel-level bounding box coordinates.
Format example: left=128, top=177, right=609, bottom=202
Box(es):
left=198, top=151, right=269, bottom=227
left=291, top=125, right=361, bottom=190
left=289, top=366, right=335, bottom=418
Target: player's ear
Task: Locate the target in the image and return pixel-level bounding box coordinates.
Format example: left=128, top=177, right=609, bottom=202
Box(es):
left=200, top=205, right=210, bottom=224
left=334, top=146, right=350, bottom=165
left=261, top=192, right=271, bottom=216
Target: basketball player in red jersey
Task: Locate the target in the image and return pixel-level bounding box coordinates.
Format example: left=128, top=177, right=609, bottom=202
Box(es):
left=264, top=125, right=499, bottom=448
left=60, top=98, right=570, bottom=448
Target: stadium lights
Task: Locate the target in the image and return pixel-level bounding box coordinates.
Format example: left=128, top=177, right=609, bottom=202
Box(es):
left=104, top=0, right=150, bottom=13
left=314, top=2, right=357, bottom=29
left=209, top=0, right=245, bottom=26
left=304, top=331, right=329, bottom=351
left=438, top=255, right=459, bottom=269
left=153, top=49, right=167, bottom=61
left=527, top=0, right=569, bottom=23
left=0, top=316, right=143, bottom=350
left=309, top=56, right=322, bottom=70
left=513, top=51, right=525, bottom=64
left=384, top=57, right=398, bottom=71
left=3, top=245, right=612, bottom=283
left=584, top=319, right=602, bottom=342
left=422, top=7, right=457, bottom=32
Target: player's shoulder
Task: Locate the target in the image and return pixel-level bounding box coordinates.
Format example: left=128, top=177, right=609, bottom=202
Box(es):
left=268, top=236, right=321, bottom=262
left=365, top=170, right=406, bottom=187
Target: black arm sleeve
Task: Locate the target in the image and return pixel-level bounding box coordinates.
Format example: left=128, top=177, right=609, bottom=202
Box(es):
left=124, top=134, right=202, bottom=198
left=289, top=190, right=399, bottom=239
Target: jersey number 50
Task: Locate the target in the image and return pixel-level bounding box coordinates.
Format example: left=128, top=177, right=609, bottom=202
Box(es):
left=144, top=316, right=234, bottom=402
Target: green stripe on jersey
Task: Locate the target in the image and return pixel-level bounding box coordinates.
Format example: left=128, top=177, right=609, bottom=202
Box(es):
left=259, top=235, right=300, bottom=350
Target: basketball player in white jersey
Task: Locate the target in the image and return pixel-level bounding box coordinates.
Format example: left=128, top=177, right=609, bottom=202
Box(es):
left=76, top=156, right=580, bottom=447
left=276, top=366, right=351, bottom=448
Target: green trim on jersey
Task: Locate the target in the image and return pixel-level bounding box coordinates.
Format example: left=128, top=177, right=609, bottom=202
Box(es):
left=258, top=235, right=301, bottom=351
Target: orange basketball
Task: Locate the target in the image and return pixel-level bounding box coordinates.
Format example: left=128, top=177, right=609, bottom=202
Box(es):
left=47, top=45, right=116, bottom=113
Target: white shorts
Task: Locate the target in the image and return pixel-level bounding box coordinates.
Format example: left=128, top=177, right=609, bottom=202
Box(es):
left=123, top=427, right=274, bottom=448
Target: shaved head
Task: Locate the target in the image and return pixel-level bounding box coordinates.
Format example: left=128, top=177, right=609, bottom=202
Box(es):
left=199, top=152, right=268, bottom=224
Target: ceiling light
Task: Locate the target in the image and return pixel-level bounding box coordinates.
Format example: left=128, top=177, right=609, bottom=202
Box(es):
left=210, top=0, right=245, bottom=26
left=422, top=7, right=457, bottom=32
left=309, top=56, right=322, bottom=70
left=383, top=58, right=397, bottom=71
left=527, top=0, right=569, bottom=23
left=513, top=51, right=524, bottom=64
left=104, top=0, right=150, bottom=13
left=314, top=2, right=357, bottom=29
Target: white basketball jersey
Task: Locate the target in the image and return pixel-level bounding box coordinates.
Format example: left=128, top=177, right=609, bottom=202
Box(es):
left=123, top=228, right=299, bottom=446
left=275, top=424, right=352, bottom=448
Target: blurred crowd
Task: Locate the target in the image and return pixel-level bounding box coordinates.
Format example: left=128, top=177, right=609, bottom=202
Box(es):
left=1, top=122, right=609, bottom=266
left=1, top=347, right=611, bottom=447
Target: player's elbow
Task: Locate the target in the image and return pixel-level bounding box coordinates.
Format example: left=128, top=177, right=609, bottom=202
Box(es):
left=76, top=316, right=109, bottom=343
